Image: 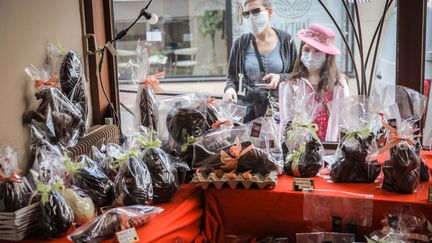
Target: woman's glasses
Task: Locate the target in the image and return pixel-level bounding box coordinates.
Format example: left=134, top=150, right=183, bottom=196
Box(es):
left=242, top=8, right=265, bottom=19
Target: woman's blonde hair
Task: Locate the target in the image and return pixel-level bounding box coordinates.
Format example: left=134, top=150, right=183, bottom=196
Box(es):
left=289, top=41, right=344, bottom=93
left=244, top=0, right=272, bottom=8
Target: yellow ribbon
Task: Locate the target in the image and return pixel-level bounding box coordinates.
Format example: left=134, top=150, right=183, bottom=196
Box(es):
left=111, top=146, right=140, bottom=171
left=64, top=153, right=84, bottom=174
left=341, top=128, right=371, bottom=140
left=289, top=143, right=306, bottom=177
left=180, top=135, right=198, bottom=153
left=37, top=179, right=65, bottom=205
left=135, top=133, right=161, bottom=148
left=220, top=137, right=254, bottom=171
left=37, top=183, right=50, bottom=205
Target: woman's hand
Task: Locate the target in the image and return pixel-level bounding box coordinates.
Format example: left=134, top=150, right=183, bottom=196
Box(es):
left=223, top=88, right=238, bottom=103
left=261, top=73, right=280, bottom=90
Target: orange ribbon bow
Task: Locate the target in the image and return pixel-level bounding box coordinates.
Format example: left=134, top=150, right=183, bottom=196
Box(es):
left=142, top=71, right=165, bottom=93
left=0, top=168, right=22, bottom=183
left=211, top=120, right=233, bottom=129
left=207, top=98, right=217, bottom=105
left=34, top=75, right=60, bottom=89
left=220, top=138, right=254, bottom=171
left=378, top=122, right=418, bottom=154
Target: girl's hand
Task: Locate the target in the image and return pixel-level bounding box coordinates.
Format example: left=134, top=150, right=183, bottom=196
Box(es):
left=261, top=73, right=280, bottom=90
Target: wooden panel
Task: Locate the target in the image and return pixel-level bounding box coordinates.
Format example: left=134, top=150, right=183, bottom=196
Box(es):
left=396, top=0, right=426, bottom=92
left=82, top=0, right=119, bottom=125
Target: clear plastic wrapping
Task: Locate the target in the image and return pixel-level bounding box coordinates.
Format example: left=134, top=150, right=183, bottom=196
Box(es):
left=113, top=150, right=153, bottom=206
left=192, top=127, right=278, bottom=175
left=0, top=147, right=30, bottom=212
left=37, top=177, right=74, bottom=238
left=375, top=85, right=427, bottom=193
left=66, top=155, right=114, bottom=207
left=280, top=79, right=324, bottom=178
left=155, top=93, right=201, bottom=144
left=61, top=186, right=95, bottom=225
left=130, top=41, right=164, bottom=131
left=68, top=205, right=164, bottom=243
left=367, top=205, right=430, bottom=242
left=329, top=96, right=382, bottom=183
left=303, top=189, right=374, bottom=228
left=24, top=65, right=84, bottom=148
left=59, top=50, right=88, bottom=135
left=135, top=131, right=179, bottom=203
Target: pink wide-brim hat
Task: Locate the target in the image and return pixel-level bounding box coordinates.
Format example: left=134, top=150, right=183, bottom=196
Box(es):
left=297, top=23, right=341, bottom=56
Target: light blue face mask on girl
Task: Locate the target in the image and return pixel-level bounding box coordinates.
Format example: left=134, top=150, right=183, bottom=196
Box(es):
left=301, top=51, right=326, bottom=71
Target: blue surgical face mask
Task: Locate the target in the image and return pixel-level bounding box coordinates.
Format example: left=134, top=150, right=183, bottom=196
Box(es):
left=301, top=51, right=326, bottom=71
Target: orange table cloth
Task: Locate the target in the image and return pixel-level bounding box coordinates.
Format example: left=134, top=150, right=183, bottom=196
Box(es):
left=204, top=151, right=432, bottom=242
left=19, top=184, right=203, bottom=243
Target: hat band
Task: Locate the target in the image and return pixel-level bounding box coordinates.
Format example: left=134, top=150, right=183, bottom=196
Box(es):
left=301, top=30, right=334, bottom=46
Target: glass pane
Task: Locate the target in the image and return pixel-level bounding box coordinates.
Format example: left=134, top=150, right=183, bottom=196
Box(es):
left=113, top=0, right=227, bottom=79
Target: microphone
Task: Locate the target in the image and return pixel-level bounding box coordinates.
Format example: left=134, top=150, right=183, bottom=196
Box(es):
left=140, top=9, right=159, bottom=25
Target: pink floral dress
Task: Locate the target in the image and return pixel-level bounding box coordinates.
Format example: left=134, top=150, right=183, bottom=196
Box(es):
left=312, top=87, right=334, bottom=141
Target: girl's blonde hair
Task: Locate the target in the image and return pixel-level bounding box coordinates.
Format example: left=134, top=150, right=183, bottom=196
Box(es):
left=289, top=41, right=344, bottom=93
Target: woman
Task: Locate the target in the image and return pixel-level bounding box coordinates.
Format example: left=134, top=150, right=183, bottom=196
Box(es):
left=279, top=23, right=350, bottom=141
left=223, top=0, right=297, bottom=122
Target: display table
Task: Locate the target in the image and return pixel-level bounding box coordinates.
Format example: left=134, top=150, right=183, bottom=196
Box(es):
left=19, top=184, right=203, bottom=243
left=204, top=151, right=432, bottom=242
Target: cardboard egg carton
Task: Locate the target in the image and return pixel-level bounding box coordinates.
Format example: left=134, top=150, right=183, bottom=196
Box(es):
left=190, top=171, right=278, bottom=190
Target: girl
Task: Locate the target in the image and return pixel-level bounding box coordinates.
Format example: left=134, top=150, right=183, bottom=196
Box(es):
left=279, top=23, right=350, bottom=141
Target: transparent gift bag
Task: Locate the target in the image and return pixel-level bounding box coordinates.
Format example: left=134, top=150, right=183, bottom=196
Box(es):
left=24, top=65, right=84, bottom=148
left=130, top=40, right=165, bottom=132
left=303, top=189, right=374, bottom=230
left=241, top=117, right=284, bottom=170
left=59, top=49, right=88, bottom=135
left=367, top=205, right=430, bottom=242
left=65, top=154, right=114, bottom=207
left=329, top=96, right=382, bottom=183
left=35, top=176, right=74, bottom=238
left=280, top=78, right=324, bottom=178
left=202, top=95, right=247, bottom=130
left=61, top=185, right=95, bottom=226
left=134, top=129, right=179, bottom=203
left=192, top=126, right=278, bottom=176
left=375, top=85, right=427, bottom=193
left=107, top=138, right=153, bottom=206
left=154, top=93, right=204, bottom=145
left=0, top=147, right=32, bottom=212
left=68, top=205, right=163, bottom=243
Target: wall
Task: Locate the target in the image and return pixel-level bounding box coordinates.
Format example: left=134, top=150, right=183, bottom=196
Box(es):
left=0, top=0, right=87, bottom=170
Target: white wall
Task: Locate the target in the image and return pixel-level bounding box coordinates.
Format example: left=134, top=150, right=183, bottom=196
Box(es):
left=0, top=0, right=86, bottom=170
